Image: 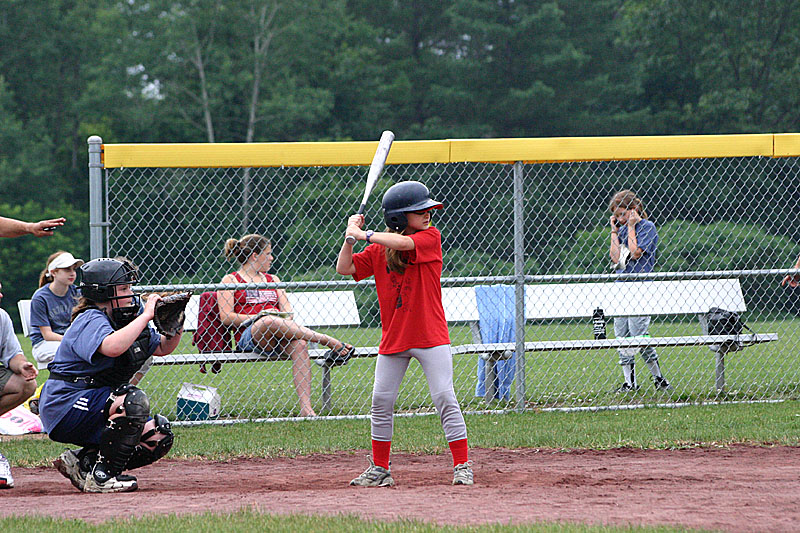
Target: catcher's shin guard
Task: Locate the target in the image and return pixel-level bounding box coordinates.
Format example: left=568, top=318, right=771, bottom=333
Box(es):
left=126, top=414, right=174, bottom=470
left=94, top=386, right=149, bottom=479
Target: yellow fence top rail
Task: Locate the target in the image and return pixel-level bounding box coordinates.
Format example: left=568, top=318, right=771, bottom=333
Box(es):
left=102, top=133, right=800, bottom=168
left=102, top=140, right=450, bottom=168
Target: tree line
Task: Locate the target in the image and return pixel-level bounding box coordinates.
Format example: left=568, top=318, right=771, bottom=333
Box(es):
left=1, top=0, right=799, bottom=321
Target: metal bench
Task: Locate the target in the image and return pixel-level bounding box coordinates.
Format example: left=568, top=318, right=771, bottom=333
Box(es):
left=150, top=290, right=372, bottom=411
left=441, top=279, right=778, bottom=396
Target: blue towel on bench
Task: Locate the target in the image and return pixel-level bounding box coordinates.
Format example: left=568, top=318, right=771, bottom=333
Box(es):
left=474, top=284, right=516, bottom=400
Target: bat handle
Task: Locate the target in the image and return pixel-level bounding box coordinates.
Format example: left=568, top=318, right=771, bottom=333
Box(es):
left=345, top=204, right=368, bottom=245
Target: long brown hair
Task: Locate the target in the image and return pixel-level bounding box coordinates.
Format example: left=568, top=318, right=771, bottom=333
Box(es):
left=38, top=250, right=68, bottom=287
left=71, top=297, right=101, bottom=322
left=608, top=190, right=648, bottom=219
left=384, top=228, right=410, bottom=274
left=223, top=234, right=270, bottom=265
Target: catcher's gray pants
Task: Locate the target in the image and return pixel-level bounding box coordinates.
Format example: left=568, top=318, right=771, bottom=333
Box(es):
left=371, top=344, right=467, bottom=443
left=614, top=315, right=658, bottom=365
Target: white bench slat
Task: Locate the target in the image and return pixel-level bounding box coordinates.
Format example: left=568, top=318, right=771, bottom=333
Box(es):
left=17, top=300, right=31, bottom=337
left=182, top=290, right=360, bottom=332
left=450, top=334, right=777, bottom=355
left=286, top=291, right=361, bottom=327
left=525, top=279, right=745, bottom=319
left=155, top=346, right=381, bottom=366
left=442, top=279, right=746, bottom=322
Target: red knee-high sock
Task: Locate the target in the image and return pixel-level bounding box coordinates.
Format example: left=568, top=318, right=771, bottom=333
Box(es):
left=448, top=438, right=469, bottom=466
left=372, top=439, right=391, bottom=469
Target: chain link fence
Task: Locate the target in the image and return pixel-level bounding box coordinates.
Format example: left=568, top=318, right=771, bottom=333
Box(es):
left=94, top=137, right=800, bottom=422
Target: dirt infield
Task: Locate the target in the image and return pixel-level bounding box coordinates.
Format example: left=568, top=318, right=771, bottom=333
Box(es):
left=3, top=445, right=798, bottom=531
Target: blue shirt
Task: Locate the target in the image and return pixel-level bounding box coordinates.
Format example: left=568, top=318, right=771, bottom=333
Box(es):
left=38, top=308, right=160, bottom=433
left=616, top=219, right=658, bottom=274
left=0, top=309, right=22, bottom=368
left=29, top=284, right=79, bottom=345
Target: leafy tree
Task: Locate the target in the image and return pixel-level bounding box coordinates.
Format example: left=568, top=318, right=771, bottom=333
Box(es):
left=619, top=0, right=800, bottom=133
left=0, top=77, right=60, bottom=205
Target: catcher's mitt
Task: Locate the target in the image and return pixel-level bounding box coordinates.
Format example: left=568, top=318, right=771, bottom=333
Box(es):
left=153, top=292, right=192, bottom=338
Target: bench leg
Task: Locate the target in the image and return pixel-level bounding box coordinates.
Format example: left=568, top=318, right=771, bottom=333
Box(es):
left=485, top=359, right=497, bottom=404
left=715, top=351, right=725, bottom=392
left=321, top=365, right=332, bottom=412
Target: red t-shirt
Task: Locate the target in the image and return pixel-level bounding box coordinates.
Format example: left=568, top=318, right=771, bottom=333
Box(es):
left=230, top=271, right=279, bottom=343
left=352, top=226, right=450, bottom=354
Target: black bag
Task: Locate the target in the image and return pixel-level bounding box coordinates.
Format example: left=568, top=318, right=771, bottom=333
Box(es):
left=706, top=307, right=743, bottom=336
left=706, top=307, right=757, bottom=352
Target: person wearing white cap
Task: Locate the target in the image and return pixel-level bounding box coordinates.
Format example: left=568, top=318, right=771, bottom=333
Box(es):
left=29, top=251, right=84, bottom=370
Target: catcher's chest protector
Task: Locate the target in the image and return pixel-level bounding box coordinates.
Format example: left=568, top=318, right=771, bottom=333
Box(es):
left=193, top=291, right=231, bottom=353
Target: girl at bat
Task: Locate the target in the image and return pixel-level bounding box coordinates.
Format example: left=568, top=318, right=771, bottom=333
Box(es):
left=218, top=234, right=354, bottom=418
left=39, top=258, right=181, bottom=493
left=336, top=181, right=473, bottom=487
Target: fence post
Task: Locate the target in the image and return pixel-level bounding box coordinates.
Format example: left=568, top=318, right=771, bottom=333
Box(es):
left=513, top=161, right=526, bottom=411
left=88, top=136, right=105, bottom=259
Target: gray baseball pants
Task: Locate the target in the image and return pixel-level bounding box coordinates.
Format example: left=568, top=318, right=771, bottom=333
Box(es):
left=614, top=315, right=659, bottom=365
left=371, top=344, right=467, bottom=443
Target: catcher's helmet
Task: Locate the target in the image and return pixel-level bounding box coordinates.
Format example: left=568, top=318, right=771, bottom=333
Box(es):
left=78, top=258, right=138, bottom=303
left=382, top=181, right=443, bottom=231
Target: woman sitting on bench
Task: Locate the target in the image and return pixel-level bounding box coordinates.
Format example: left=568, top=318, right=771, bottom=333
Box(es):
left=218, top=234, right=353, bottom=417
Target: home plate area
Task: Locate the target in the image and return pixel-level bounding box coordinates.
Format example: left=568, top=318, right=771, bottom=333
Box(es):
left=4, top=446, right=798, bottom=532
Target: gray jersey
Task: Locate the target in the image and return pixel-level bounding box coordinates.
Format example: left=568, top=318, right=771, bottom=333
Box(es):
left=0, top=309, right=23, bottom=368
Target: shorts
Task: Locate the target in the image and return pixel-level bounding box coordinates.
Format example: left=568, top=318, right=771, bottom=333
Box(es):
left=0, top=366, right=13, bottom=393
left=32, top=340, right=61, bottom=370
left=47, top=387, right=113, bottom=447
left=237, top=323, right=281, bottom=358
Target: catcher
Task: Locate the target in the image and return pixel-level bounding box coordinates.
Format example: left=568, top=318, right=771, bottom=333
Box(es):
left=38, top=258, right=186, bottom=493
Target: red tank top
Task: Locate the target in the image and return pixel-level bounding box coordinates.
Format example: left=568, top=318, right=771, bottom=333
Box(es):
left=231, top=271, right=280, bottom=315
left=230, top=271, right=280, bottom=345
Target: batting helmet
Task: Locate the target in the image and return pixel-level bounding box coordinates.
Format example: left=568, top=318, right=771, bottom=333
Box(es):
left=78, top=258, right=138, bottom=303
left=382, top=181, right=443, bottom=231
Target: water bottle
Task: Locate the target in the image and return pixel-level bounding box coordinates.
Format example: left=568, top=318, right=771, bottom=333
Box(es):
left=592, top=307, right=607, bottom=339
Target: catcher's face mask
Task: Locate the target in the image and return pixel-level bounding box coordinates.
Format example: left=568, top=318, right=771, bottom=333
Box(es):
left=109, top=283, right=142, bottom=328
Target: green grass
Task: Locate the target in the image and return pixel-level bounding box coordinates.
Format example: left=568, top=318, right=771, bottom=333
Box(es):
left=0, top=511, right=709, bottom=533
left=137, top=318, right=800, bottom=418
left=16, top=317, right=800, bottom=420
left=4, top=400, right=799, bottom=466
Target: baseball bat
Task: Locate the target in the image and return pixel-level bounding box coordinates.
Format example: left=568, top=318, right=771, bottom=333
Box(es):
left=345, top=130, right=395, bottom=244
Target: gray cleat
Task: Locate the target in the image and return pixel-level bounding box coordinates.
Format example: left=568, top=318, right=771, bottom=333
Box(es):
left=84, top=465, right=138, bottom=493
left=350, top=456, right=394, bottom=487
left=453, top=461, right=474, bottom=485
left=53, top=449, right=88, bottom=491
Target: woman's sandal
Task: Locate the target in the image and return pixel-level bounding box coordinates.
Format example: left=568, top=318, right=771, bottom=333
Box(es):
left=323, top=343, right=355, bottom=367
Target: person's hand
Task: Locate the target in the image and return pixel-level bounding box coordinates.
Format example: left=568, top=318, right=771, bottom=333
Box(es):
left=30, top=218, right=66, bottom=237
left=345, top=226, right=366, bottom=243
left=348, top=214, right=365, bottom=230
left=627, top=210, right=642, bottom=227
left=609, top=215, right=618, bottom=230
left=781, top=274, right=800, bottom=288
left=346, top=214, right=366, bottom=242
left=142, top=293, right=162, bottom=321
left=20, top=361, right=38, bottom=381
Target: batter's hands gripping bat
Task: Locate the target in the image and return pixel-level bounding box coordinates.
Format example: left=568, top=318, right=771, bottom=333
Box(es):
left=345, top=130, right=395, bottom=244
